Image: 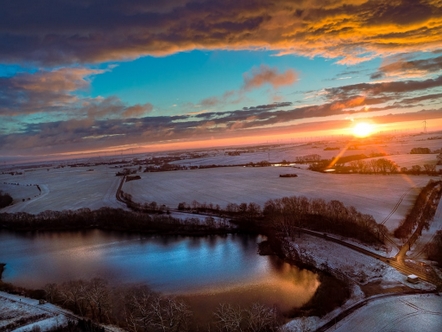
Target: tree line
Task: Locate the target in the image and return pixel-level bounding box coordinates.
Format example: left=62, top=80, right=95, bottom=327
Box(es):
left=309, top=157, right=439, bottom=175
left=262, top=196, right=387, bottom=245
left=394, top=180, right=442, bottom=239
left=0, top=207, right=234, bottom=235
left=425, top=230, right=442, bottom=266
left=177, top=196, right=387, bottom=245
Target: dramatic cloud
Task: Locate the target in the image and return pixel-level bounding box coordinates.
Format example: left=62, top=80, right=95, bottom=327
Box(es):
left=1, top=0, right=442, bottom=66
left=326, top=75, right=442, bottom=100
left=371, top=55, right=442, bottom=79
left=0, top=68, right=103, bottom=116
left=0, top=68, right=154, bottom=122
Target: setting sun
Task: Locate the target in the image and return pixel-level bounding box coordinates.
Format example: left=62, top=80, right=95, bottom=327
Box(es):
left=352, top=122, right=375, bottom=138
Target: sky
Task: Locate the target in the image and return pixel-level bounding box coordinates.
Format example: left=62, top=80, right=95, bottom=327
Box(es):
left=1, top=0, right=442, bottom=161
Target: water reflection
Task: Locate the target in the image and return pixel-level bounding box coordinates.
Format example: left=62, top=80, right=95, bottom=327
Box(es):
left=0, top=230, right=319, bottom=311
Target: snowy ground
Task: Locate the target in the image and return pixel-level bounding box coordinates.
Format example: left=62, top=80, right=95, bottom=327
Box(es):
left=328, top=293, right=442, bottom=332
left=124, top=166, right=432, bottom=227
left=1, top=160, right=432, bottom=232
left=284, top=234, right=435, bottom=292
left=0, top=291, right=69, bottom=332
left=1, top=132, right=439, bottom=225
left=282, top=232, right=438, bottom=332
left=0, top=291, right=124, bottom=332
left=0, top=165, right=126, bottom=214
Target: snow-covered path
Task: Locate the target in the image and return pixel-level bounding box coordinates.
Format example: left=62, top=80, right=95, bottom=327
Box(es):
left=2, top=184, right=50, bottom=213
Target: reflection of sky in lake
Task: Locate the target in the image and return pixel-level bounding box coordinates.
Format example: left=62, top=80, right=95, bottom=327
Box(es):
left=0, top=230, right=319, bottom=304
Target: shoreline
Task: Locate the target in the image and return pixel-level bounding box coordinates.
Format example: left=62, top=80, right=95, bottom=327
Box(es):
left=258, top=240, right=352, bottom=318
left=0, top=263, right=4, bottom=280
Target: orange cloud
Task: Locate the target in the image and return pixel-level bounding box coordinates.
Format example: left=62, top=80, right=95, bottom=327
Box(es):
left=122, top=103, right=154, bottom=118
left=371, top=55, right=442, bottom=79
left=243, top=65, right=298, bottom=90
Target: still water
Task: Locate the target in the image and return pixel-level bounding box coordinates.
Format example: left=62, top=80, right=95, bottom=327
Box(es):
left=0, top=230, right=319, bottom=311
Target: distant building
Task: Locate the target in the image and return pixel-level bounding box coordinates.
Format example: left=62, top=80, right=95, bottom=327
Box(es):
left=407, top=274, right=419, bottom=284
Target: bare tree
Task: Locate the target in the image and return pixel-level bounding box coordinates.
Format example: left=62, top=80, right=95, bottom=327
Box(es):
left=213, top=303, right=244, bottom=332
left=150, top=296, right=192, bottom=332
left=44, top=283, right=60, bottom=303
left=86, top=278, right=111, bottom=323
left=245, top=303, right=279, bottom=332
left=369, top=159, right=379, bottom=173
left=58, top=280, right=89, bottom=316
left=424, top=163, right=436, bottom=174
left=123, top=286, right=157, bottom=332
left=411, top=165, right=422, bottom=175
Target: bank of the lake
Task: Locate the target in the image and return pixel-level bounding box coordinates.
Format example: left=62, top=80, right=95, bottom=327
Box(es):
left=0, top=207, right=243, bottom=236
left=258, top=239, right=351, bottom=318
left=0, top=263, right=5, bottom=280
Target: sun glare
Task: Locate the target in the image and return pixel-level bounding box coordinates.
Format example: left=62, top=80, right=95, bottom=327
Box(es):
left=352, top=122, right=374, bottom=138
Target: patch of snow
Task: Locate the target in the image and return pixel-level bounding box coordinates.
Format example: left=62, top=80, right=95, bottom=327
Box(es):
left=12, top=314, right=68, bottom=332
left=330, top=293, right=442, bottom=332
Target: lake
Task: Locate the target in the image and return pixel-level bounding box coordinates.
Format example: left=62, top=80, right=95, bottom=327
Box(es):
left=0, top=230, right=320, bottom=312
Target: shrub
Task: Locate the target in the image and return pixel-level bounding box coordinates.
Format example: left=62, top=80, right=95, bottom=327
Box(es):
left=0, top=191, right=13, bottom=208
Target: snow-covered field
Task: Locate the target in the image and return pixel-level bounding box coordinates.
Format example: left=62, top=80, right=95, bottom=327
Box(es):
left=0, top=165, right=126, bottom=214
left=124, top=166, right=432, bottom=227
left=329, top=293, right=442, bottom=332
left=1, top=158, right=433, bottom=233
left=1, top=133, right=440, bottom=234
left=0, top=182, right=40, bottom=203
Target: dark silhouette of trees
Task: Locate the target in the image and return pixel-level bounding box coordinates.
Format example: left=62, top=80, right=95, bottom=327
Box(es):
left=425, top=230, right=442, bottom=266
left=296, top=154, right=321, bottom=163
left=0, top=207, right=234, bottom=235
left=423, top=163, right=437, bottom=175
left=0, top=191, right=13, bottom=208
left=410, top=147, right=431, bottom=154
left=410, top=165, right=422, bottom=175
left=309, top=155, right=441, bottom=175
left=394, top=180, right=442, bottom=239
left=263, top=196, right=386, bottom=245
left=213, top=302, right=281, bottom=332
